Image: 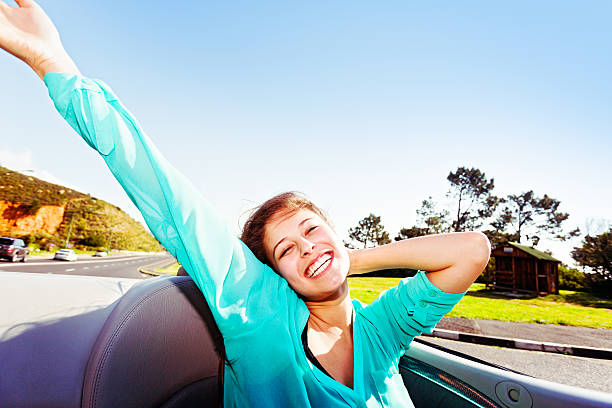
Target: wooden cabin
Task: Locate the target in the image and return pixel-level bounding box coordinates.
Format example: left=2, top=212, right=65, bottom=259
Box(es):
left=491, top=242, right=560, bottom=295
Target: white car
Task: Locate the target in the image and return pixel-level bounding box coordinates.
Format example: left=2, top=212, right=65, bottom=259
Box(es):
left=93, top=251, right=108, bottom=257
left=53, top=249, right=78, bottom=261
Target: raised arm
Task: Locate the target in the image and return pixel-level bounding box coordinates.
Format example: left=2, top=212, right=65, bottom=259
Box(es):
left=0, top=0, right=285, bottom=337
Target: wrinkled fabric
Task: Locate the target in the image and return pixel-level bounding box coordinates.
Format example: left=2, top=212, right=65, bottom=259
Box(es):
left=45, top=72, right=466, bottom=407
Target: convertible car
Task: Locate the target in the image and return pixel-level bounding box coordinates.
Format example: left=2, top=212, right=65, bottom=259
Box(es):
left=1, top=271, right=610, bottom=408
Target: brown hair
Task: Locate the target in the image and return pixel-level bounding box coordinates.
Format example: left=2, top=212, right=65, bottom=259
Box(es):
left=240, top=192, right=330, bottom=268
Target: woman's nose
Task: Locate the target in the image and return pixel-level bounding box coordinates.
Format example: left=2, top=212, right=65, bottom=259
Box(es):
left=299, top=238, right=315, bottom=256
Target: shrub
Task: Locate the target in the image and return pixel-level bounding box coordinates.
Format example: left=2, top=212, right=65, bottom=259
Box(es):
left=357, top=268, right=418, bottom=278
left=79, top=234, right=107, bottom=248
left=26, top=231, right=61, bottom=249
left=583, top=273, right=612, bottom=299
left=476, top=257, right=495, bottom=284
left=571, top=227, right=612, bottom=298
left=559, top=264, right=586, bottom=291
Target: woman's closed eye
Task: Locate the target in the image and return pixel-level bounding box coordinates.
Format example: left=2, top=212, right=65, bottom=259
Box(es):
left=306, top=226, right=318, bottom=234
left=279, top=245, right=293, bottom=259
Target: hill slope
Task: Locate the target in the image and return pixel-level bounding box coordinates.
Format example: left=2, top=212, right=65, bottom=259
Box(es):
left=0, top=166, right=162, bottom=252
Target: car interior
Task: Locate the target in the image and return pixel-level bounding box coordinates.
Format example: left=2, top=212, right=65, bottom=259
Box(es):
left=1, top=270, right=610, bottom=408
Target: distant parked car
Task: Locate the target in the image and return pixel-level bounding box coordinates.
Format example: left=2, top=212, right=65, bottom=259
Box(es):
left=0, top=237, right=28, bottom=262
left=54, top=249, right=78, bottom=261
left=93, top=251, right=108, bottom=257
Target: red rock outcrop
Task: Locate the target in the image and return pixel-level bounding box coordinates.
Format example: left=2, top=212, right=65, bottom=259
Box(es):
left=0, top=200, right=65, bottom=236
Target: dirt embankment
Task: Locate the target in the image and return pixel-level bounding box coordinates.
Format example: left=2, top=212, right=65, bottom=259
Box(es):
left=0, top=200, right=65, bottom=236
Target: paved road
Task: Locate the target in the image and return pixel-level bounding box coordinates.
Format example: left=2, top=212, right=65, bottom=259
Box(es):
left=438, top=316, right=612, bottom=349
left=0, top=254, right=173, bottom=279
left=418, top=336, right=612, bottom=394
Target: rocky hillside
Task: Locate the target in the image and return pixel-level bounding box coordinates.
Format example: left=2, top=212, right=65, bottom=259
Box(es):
left=0, top=166, right=162, bottom=252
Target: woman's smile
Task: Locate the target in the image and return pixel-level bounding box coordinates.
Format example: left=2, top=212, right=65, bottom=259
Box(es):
left=305, top=251, right=334, bottom=279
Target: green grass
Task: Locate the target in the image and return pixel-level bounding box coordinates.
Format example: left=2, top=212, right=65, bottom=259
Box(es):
left=154, top=262, right=181, bottom=275
left=0, top=165, right=82, bottom=206
left=348, top=277, right=612, bottom=329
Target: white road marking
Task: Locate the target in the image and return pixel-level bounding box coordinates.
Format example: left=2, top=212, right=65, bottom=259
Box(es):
left=83, top=267, right=89, bottom=269
left=0, top=255, right=160, bottom=268
left=94, top=266, right=100, bottom=268
left=66, top=268, right=75, bottom=272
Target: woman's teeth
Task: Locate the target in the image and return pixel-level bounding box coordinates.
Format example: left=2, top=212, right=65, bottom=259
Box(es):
left=307, top=254, right=332, bottom=278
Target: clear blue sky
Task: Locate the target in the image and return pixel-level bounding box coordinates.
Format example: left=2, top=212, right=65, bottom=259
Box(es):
left=1, top=0, right=610, bottom=265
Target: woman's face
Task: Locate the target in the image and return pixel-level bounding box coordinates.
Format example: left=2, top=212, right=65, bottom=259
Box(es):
left=263, top=209, right=350, bottom=301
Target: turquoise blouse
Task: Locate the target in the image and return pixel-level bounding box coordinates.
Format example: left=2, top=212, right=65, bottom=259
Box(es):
left=44, top=72, right=466, bottom=408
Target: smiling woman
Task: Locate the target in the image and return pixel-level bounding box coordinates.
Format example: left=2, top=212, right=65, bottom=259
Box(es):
left=0, top=1, right=493, bottom=406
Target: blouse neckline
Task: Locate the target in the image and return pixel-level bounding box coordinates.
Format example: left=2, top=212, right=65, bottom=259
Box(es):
left=300, top=302, right=363, bottom=401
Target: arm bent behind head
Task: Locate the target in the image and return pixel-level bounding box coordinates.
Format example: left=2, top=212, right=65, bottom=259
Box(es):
left=349, top=231, right=491, bottom=293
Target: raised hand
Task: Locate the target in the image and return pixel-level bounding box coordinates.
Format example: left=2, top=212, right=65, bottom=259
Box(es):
left=0, top=0, right=79, bottom=80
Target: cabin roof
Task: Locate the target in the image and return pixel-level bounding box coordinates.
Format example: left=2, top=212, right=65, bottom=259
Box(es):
left=505, top=241, right=560, bottom=262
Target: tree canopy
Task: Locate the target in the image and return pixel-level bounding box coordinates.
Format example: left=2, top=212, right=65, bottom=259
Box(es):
left=395, top=196, right=449, bottom=241
left=491, top=190, right=579, bottom=246
left=347, top=213, right=391, bottom=248
left=571, top=227, right=612, bottom=296
left=416, top=196, right=450, bottom=234
left=447, top=167, right=497, bottom=232
left=345, top=166, right=580, bottom=272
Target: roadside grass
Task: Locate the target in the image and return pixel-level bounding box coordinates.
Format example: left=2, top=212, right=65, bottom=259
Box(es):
left=348, top=277, right=612, bottom=329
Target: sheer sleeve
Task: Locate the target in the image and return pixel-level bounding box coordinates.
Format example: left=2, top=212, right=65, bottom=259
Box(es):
left=44, top=73, right=287, bottom=337
left=359, top=271, right=466, bottom=360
